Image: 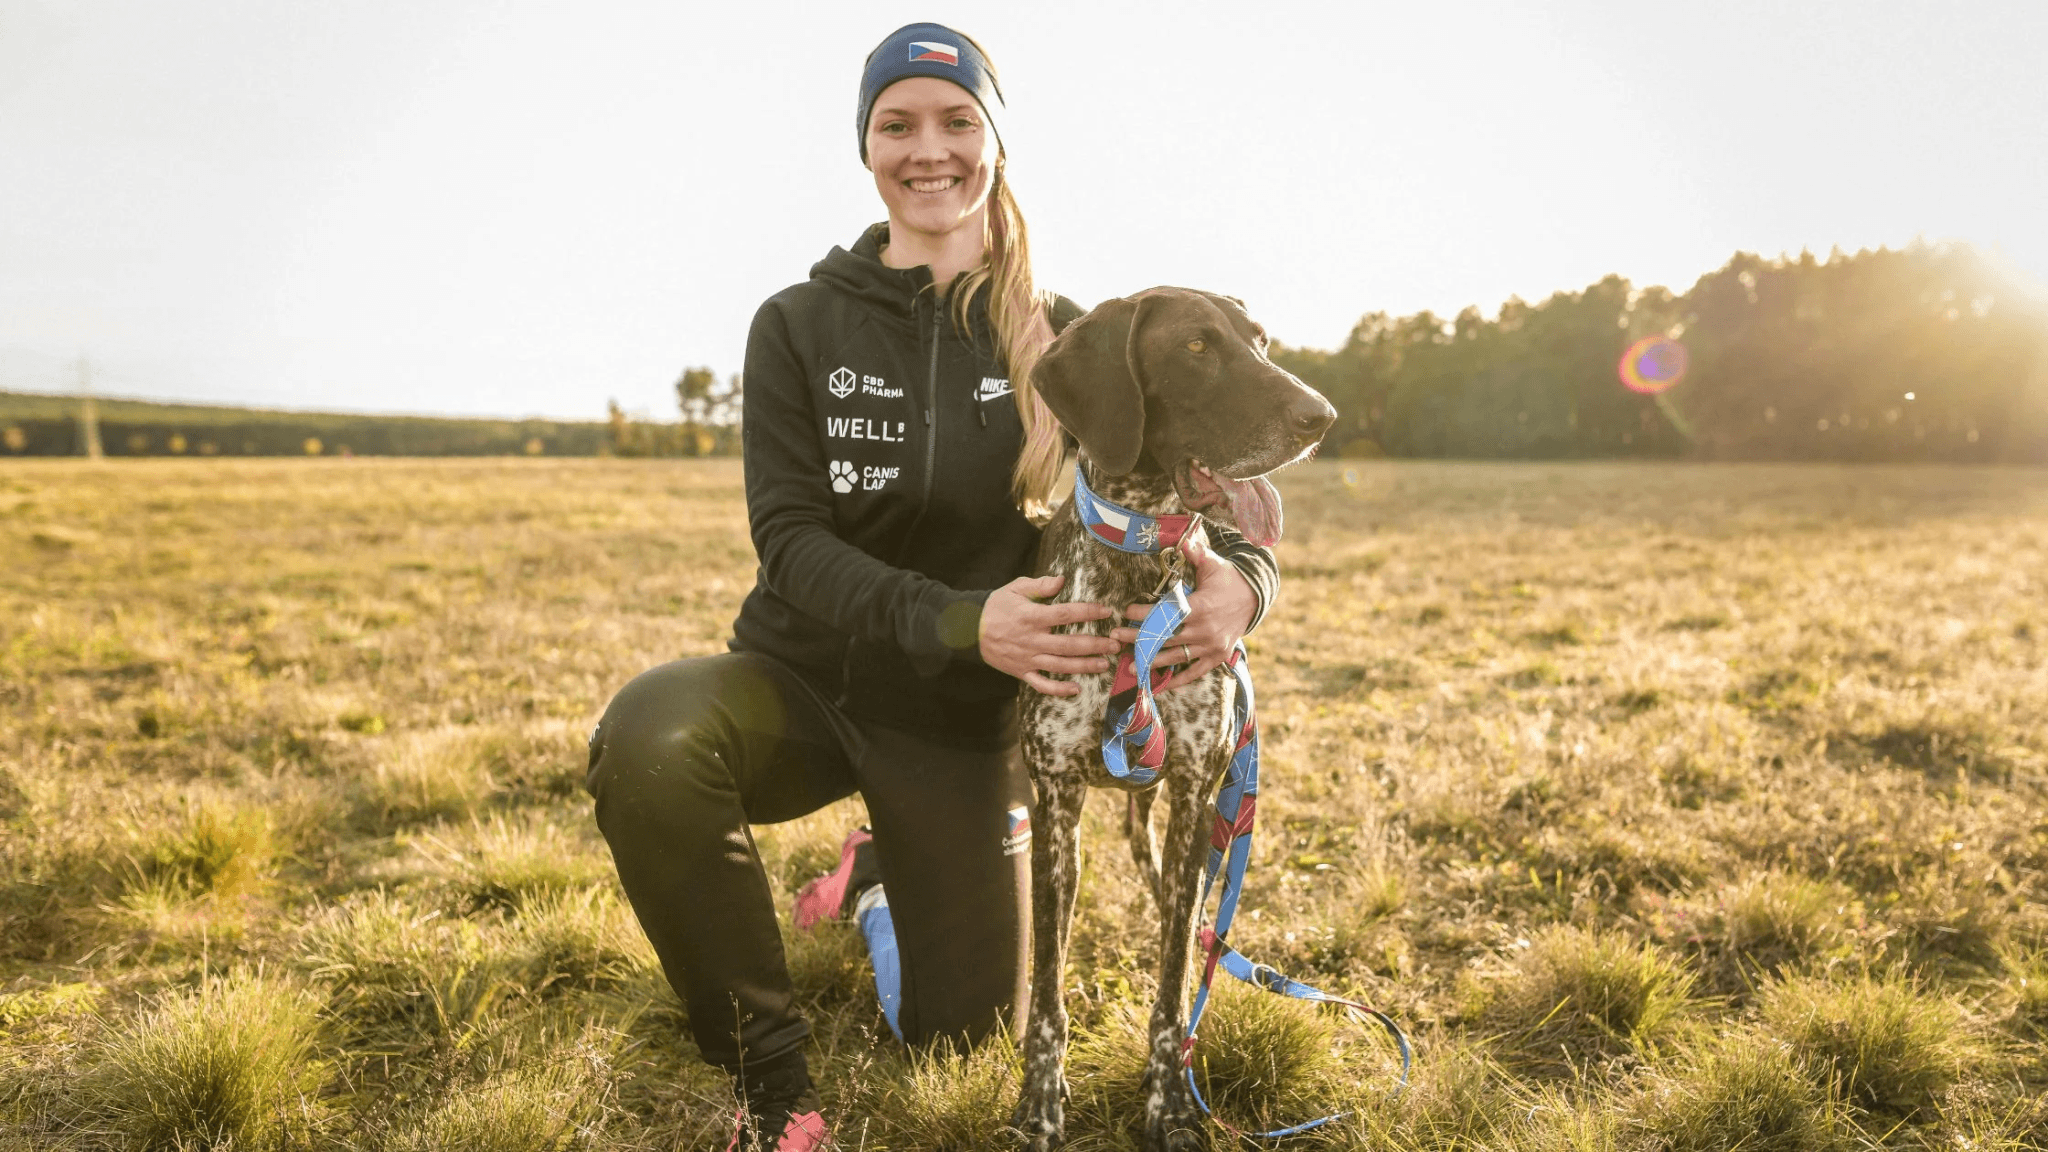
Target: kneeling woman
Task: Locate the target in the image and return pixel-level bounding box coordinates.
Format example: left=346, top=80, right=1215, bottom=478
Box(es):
left=585, top=23, right=1278, bottom=1150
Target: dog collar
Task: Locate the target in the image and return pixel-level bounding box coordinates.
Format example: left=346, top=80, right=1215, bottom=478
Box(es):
left=1071, top=462, right=1198, bottom=554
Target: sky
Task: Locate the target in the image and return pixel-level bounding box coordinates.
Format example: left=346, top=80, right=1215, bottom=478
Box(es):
left=2, top=0, right=2044, bottom=421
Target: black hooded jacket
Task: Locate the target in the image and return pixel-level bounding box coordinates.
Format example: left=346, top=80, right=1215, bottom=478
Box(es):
left=730, top=224, right=1277, bottom=746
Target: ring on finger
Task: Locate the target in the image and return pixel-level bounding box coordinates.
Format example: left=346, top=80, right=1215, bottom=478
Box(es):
left=1181, top=643, right=1193, bottom=664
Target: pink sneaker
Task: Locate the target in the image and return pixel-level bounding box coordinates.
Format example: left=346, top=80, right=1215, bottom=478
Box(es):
left=727, top=1106, right=830, bottom=1151
left=792, top=827, right=873, bottom=931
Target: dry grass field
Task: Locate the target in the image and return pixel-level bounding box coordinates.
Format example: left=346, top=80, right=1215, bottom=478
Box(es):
left=2, top=457, right=2045, bottom=1151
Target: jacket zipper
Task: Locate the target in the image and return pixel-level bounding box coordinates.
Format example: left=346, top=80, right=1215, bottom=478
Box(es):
left=844, top=295, right=945, bottom=706
left=921, top=300, right=941, bottom=507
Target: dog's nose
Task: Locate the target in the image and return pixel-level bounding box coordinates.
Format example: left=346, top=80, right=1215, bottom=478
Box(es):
left=1288, top=393, right=1337, bottom=446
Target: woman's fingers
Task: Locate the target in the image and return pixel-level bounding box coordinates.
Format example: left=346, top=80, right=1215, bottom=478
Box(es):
left=1020, top=670, right=1080, bottom=697
left=1027, top=599, right=1118, bottom=628
left=1039, top=654, right=1112, bottom=675
left=1153, top=653, right=1221, bottom=694
left=1041, top=631, right=1118, bottom=657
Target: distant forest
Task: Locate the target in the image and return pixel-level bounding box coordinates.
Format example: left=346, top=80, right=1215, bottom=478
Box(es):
left=4, top=244, right=2043, bottom=463
left=0, top=392, right=613, bottom=458
left=1272, top=242, right=2048, bottom=463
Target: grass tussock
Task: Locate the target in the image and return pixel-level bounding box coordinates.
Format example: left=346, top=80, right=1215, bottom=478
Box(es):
left=363, top=725, right=503, bottom=824
left=297, top=889, right=504, bottom=1041
left=1628, top=1030, right=1852, bottom=1152
left=2000, top=942, right=2048, bottom=1035
left=128, top=802, right=275, bottom=900
left=407, top=813, right=611, bottom=911
left=1756, top=970, right=1982, bottom=1117
left=74, top=970, right=325, bottom=1151
left=782, top=917, right=879, bottom=1010
left=1342, top=1041, right=1521, bottom=1148
left=1670, top=871, right=1858, bottom=992
left=1059, top=980, right=1364, bottom=1139
left=1462, top=926, right=1696, bottom=1069
left=847, top=1032, right=1022, bottom=1151
left=1189, top=980, right=1354, bottom=1128
left=385, top=1038, right=614, bottom=1152
left=508, top=885, right=658, bottom=996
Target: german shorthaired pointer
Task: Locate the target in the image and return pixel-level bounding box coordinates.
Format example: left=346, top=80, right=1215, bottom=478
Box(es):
left=1010, top=288, right=1336, bottom=1151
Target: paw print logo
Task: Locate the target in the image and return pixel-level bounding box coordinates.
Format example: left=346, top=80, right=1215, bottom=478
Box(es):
left=828, top=460, right=857, bottom=493
left=827, top=367, right=856, bottom=399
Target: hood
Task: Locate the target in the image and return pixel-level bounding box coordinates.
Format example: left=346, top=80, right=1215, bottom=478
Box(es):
left=811, top=224, right=993, bottom=338
left=810, top=223, right=930, bottom=320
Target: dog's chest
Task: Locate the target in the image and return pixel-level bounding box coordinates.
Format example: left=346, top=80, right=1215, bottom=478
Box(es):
left=1019, top=534, right=1236, bottom=783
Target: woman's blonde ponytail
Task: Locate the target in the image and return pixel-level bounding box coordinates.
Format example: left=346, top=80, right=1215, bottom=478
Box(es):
left=953, top=168, right=1063, bottom=520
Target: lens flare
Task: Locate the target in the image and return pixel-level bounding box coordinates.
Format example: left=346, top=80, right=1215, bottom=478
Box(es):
left=1618, top=336, right=1688, bottom=394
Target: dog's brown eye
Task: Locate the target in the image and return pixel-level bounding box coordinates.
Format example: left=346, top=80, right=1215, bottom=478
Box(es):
left=1186, top=339, right=1205, bottom=354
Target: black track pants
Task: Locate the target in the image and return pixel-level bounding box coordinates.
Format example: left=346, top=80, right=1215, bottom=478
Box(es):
left=586, top=652, right=1032, bottom=1073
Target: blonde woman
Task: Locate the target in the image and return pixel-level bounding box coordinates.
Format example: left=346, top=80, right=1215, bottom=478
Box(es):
left=585, top=23, right=1276, bottom=1150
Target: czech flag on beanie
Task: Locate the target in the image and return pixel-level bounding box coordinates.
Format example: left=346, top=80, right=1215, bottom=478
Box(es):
left=908, top=40, right=958, bottom=65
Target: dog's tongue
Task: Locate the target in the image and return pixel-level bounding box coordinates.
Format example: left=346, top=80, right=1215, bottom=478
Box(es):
left=1213, top=473, right=1283, bottom=547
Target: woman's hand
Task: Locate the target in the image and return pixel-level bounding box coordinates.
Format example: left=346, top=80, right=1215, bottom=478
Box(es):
left=1111, top=539, right=1256, bottom=693
left=980, top=574, right=1119, bottom=697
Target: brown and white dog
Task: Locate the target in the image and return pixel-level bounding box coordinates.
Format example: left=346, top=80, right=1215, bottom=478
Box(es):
left=1010, top=288, right=1335, bottom=1151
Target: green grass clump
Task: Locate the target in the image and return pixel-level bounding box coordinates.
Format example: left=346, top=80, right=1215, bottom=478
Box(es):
left=132, top=803, right=274, bottom=899
left=387, top=1041, right=612, bottom=1152
left=1695, top=872, right=1855, bottom=989
left=1629, top=1030, right=1851, bottom=1152
left=77, top=970, right=324, bottom=1151
left=409, top=814, right=611, bottom=911
left=848, top=1032, right=1021, bottom=1151
left=780, top=917, right=877, bottom=1010
left=298, top=890, right=506, bottom=1040
left=1062, top=980, right=1356, bottom=1138
left=1757, top=971, right=1979, bottom=1117
left=508, top=885, right=657, bottom=996
left=363, top=726, right=501, bottom=824
left=1886, top=872, right=2010, bottom=972
left=2000, top=943, right=2048, bottom=1035
left=1189, top=980, right=1353, bottom=1129
left=1464, top=926, right=1696, bottom=1069
left=1345, top=1042, right=1521, bottom=1148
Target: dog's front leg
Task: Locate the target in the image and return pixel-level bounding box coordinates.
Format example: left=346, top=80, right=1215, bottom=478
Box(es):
left=1140, top=768, right=1223, bottom=1151
left=1010, top=769, right=1088, bottom=1150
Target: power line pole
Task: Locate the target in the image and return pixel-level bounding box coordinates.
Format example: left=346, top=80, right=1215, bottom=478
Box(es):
left=77, top=355, right=103, bottom=460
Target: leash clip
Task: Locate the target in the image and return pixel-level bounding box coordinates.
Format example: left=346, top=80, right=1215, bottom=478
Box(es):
left=1149, top=545, right=1187, bottom=601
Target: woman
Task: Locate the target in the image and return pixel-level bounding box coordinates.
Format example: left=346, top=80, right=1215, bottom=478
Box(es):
left=585, top=23, right=1278, bottom=1151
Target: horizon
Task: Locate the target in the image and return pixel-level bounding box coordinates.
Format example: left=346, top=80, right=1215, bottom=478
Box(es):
left=1, top=238, right=2022, bottom=426
left=3, top=1, right=2044, bottom=422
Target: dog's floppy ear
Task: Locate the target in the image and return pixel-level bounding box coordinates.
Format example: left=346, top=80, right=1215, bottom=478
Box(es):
left=1030, top=294, right=1155, bottom=475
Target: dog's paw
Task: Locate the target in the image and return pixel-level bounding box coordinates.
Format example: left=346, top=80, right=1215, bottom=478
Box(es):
left=1140, top=1070, right=1209, bottom=1151
left=1008, top=1081, right=1067, bottom=1151
left=1143, top=1109, right=1210, bottom=1152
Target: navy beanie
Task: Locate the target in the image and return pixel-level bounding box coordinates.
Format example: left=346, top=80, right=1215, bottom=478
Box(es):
left=857, top=22, right=1004, bottom=164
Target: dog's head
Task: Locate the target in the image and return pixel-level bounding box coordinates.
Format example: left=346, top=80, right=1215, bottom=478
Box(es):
left=1032, top=287, right=1335, bottom=546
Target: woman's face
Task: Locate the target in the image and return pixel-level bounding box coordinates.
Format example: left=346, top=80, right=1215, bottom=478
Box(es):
left=864, top=76, right=999, bottom=243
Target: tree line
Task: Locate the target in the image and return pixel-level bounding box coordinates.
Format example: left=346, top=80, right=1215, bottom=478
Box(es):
left=1270, top=242, right=2048, bottom=463
left=0, top=392, right=610, bottom=457
left=602, top=368, right=742, bottom=457
left=9, top=243, right=2041, bottom=463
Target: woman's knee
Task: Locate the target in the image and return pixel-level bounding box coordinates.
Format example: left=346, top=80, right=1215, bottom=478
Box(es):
left=585, top=653, right=803, bottom=799
left=587, top=657, right=730, bottom=798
